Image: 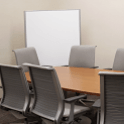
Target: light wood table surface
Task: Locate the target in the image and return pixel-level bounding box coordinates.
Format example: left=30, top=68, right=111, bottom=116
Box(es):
left=25, top=67, right=121, bottom=96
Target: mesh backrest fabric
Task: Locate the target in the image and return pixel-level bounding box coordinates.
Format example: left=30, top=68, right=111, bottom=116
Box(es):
left=113, top=48, right=124, bottom=71
left=13, top=47, right=39, bottom=72
left=104, top=75, right=124, bottom=124
left=1, top=67, right=26, bottom=111
left=30, top=67, right=64, bottom=119
left=69, top=45, right=95, bottom=67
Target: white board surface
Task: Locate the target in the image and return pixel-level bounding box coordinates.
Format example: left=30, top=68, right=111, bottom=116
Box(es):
left=25, top=10, right=80, bottom=66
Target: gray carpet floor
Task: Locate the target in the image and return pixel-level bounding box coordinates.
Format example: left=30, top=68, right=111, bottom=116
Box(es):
left=0, top=93, right=99, bottom=124
left=0, top=108, right=24, bottom=124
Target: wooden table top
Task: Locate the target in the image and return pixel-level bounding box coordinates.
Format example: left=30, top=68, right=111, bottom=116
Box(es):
left=25, top=67, right=121, bottom=96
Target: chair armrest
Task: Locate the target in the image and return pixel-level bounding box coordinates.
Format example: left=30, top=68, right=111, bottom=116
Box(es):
left=61, top=65, right=69, bottom=67
left=64, top=95, right=86, bottom=123
left=64, top=94, right=87, bottom=103
left=53, top=65, right=69, bottom=67
left=64, top=94, right=87, bottom=123
left=42, top=65, right=53, bottom=68
left=92, top=99, right=101, bottom=108
left=90, top=66, right=99, bottom=69
left=104, top=68, right=112, bottom=70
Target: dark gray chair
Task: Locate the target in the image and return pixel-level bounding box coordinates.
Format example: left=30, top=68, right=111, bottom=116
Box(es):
left=0, top=64, right=41, bottom=124
left=24, top=63, right=91, bottom=124
left=13, top=47, right=40, bottom=72
left=98, top=71, right=124, bottom=124
left=93, top=48, right=124, bottom=123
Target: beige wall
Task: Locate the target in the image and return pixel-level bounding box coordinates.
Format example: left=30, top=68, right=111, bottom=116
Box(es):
left=0, top=0, right=57, bottom=65
left=81, top=0, right=124, bottom=69
left=1, top=0, right=124, bottom=68
left=54, top=0, right=124, bottom=69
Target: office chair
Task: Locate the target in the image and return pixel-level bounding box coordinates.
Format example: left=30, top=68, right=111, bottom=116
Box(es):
left=69, top=45, right=97, bottom=68
left=13, top=47, right=40, bottom=72
left=0, top=64, right=41, bottom=124
left=24, top=63, right=91, bottom=124
left=104, top=48, right=124, bottom=71
left=13, top=47, right=40, bottom=91
left=98, top=71, right=124, bottom=124
left=93, top=48, right=124, bottom=123
left=112, top=48, right=124, bottom=70
left=64, top=45, right=98, bottom=105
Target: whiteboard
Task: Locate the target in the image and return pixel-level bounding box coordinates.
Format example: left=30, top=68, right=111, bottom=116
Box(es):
left=25, top=10, right=80, bottom=66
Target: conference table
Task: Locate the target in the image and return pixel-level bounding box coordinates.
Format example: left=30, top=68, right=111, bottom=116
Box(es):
left=25, top=67, right=121, bottom=96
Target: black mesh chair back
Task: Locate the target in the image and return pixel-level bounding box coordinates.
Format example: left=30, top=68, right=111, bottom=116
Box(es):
left=99, top=72, right=124, bottom=124
left=24, top=63, right=64, bottom=123
left=0, top=64, right=30, bottom=114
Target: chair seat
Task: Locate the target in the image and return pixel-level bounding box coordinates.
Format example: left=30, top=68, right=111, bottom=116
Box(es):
left=63, top=103, right=90, bottom=117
